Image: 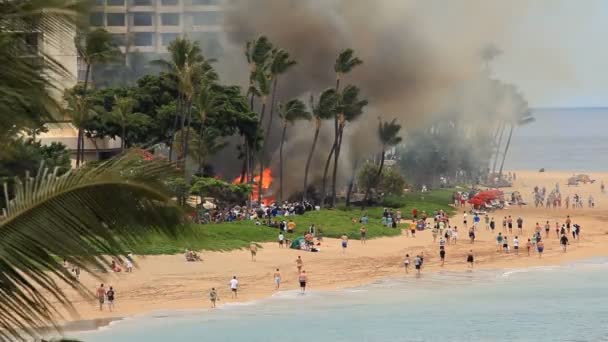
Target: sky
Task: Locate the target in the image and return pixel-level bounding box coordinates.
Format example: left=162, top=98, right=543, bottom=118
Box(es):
left=491, top=0, right=608, bottom=108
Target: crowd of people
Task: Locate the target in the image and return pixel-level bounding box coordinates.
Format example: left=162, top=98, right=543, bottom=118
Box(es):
left=533, top=184, right=596, bottom=209
left=195, top=201, right=315, bottom=224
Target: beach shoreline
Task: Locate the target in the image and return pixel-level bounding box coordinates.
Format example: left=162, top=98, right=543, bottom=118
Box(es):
left=54, top=170, right=608, bottom=333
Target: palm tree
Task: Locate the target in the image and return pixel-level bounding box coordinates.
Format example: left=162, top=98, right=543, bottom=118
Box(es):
left=303, top=89, right=337, bottom=202
left=254, top=67, right=272, bottom=204
left=63, top=92, right=98, bottom=166
left=277, top=99, right=310, bottom=203
left=321, top=85, right=368, bottom=207
left=322, top=49, right=363, bottom=207
left=245, top=36, right=273, bottom=108
left=498, top=91, right=534, bottom=179
left=74, top=28, right=121, bottom=94
left=193, top=78, right=222, bottom=174
left=107, top=95, right=138, bottom=151
left=363, top=118, right=402, bottom=203
left=265, top=48, right=296, bottom=144
left=0, top=150, right=180, bottom=341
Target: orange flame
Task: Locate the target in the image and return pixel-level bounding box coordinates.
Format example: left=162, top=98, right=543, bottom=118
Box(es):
left=233, top=168, right=275, bottom=205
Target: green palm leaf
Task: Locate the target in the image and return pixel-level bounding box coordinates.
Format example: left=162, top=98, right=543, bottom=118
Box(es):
left=0, top=150, right=181, bottom=341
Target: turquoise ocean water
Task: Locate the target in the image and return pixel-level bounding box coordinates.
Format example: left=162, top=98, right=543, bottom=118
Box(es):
left=69, top=258, right=608, bottom=342
left=506, top=107, right=608, bottom=172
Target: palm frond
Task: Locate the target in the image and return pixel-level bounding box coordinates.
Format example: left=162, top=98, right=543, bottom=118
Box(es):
left=0, top=150, right=181, bottom=341
left=334, top=48, right=363, bottom=74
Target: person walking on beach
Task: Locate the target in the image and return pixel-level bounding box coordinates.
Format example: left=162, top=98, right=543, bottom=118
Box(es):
left=503, top=236, right=509, bottom=254
left=467, top=250, right=474, bottom=268
left=299, top=271, right=308, bottom=293
left=463, top=211, right=468, bottom=226
left=513, top=236, right=519, bottom=255
left=560, top=234, right=569, bottom=252
left=566, top=215, right=572, bottom=234
left=209, top=288, right=219, bottom=308
left=96, top=284, right=106, bottom=311
left=516, top=217, right=523, bottom=234
left=484, top=214, right=490, bottom=230
left=414, top=255, right=422, bottom=276
left=250, top=242, right=258, bottom=262
left=230, top=276, right=239, bottom=299
left=526, top=239, right=532, bottom=256
left=341, top=234, right=348, bottom=253
left=544, top=221, right=550, bottom=238
left=507, top=216, right=513, bottom=234
left=106, top=286, right=115, bottom=312
left=490, top=217, right=495, bottom=231
left=360, top=226, right=367, bottom=244
left=404, top=254, right=410, bottom=273
left=274, top=269, right=281, bottom=290
left=468, top=227, right=475, bottom=244
left=537, top=240, right=545, bottom=258
left=502, top=217, right=507, bottom=232
left=278, top=232, right=285, bottom=248
left=439, top=247, right=446, bottom=267
left=452, top=227, right=458, bottom=244
left=473, top=213, right=480, bottom=230
left=555, top=222, right=560, bottom=238
left=439, top=236, right=447, bottom=250
left=296, top=256, right=303, bottom=273
left=496, top=233, right=503, bottom=252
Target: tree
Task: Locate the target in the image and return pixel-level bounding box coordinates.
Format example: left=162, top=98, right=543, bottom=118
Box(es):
left=303, top=89, right=337, bottom=202
left=498, top=90, right=534, bottom=179
left=63, top=91, right=98, bottom=166
left=245, top=36, right=273, bottom=108
left=277, top=99, right=311, bottom=203
left=190, top=177, right=252, bottom=207
left=253, top=67, right=272, bottom=203
left=193, top=78, right=223, bottom=173
left=74, top=28, right=121, bottom=94
left=106, top=95, right=149, bottom=150
left=364, top=118, right=402, bottom=203
left=0, top=151, right=180, bottom=341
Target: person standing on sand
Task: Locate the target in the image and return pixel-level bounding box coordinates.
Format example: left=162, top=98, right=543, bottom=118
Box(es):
left=296, top=256, right=303, bottom=273
left=96, top=284, right=106, bottom=311
left=463, top=211, right=468, bottom=226
left=537, top=240, right=545, bottom=258
left=516, top=217, right=523, bottom=234
left=473, top=213, right=480, bottom=230
left=250, top=242, right=258, bottom=262
left=106, top=286, right=115, bottom=312
left=468, top=227, right=475, bottom=244
left=490, top=217, right=495, bottom=232
left=467, top=250, right=474, bottom=268
left=341, top=234, right=348, bottom=253
left=496, top=233, right=503, bottom=252
left=560, top=234, right=569, bottom=252
left=230, top=276, right=239, bottom=298
left=404, top=254, right=410, bottom=273
left=439, top=247, right=446, bottom=267
left=526, top=239, right=532, bottom=256
left=414, top=255, right=422, bottom=276
left=502, top=217, right=507, bottom=232
left=452, top=227, right=458, bottom=244
left=299, top=270, right=308, bottom=293
left=439, top=236, right=446, bottom=250
left=209, top=288, right=219, bottom=308
left=507, top=216, right=513, bottom=234
left=555, top=222, right=560, bottom=238
left=544, top=221, right=550, bottom=238
left=274, top=269, right=281, bottom=289
left=360, top=226, right=367, bottom=244
left=566, top=216, right=572, bottom=233
left=484, top=214, right=490, bottom=230
left=278, top=232, right=285, bottom=248
left=503, top=236, right=509, bottom=254
left=513, top=236, right=519, bottom=255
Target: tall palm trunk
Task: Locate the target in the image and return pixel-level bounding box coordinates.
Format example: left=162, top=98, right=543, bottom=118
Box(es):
left=327, top=77, right=341, bottom=207
left=121, top=124, right=126, bottom=151
left=330, top=124, right=345, bottom=207
left=197, top=114, right=206, bottom=174
left=75, top=64, right=92, bottom=167
left=303, top=120, right=320, bottom=202
left=182, top=102, right=193, bottom=172
left=257, top=99, right=267, bottom=204
left=83, top=64, right=91, bottom=94
left=320, top=140, right=337, bottom=206
left=279, top=123, right=287, bottom=203
left=345, top=159, right=359, bottom=207
left=75, top=128, right=82, bottom=166
left=491, top=121, right=505, bottom=177
left=498, top=123, right=514, bottom=179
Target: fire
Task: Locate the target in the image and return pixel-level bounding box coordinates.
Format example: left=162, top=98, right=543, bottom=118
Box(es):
left=233, top=168, right=275, bottom=205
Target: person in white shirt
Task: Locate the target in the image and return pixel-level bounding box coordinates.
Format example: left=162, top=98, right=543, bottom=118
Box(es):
left=513, top=236, right=519, bottom=255
left=230, top=276, right=239, bottom=299
left=278, top=232, right=285, bottom=248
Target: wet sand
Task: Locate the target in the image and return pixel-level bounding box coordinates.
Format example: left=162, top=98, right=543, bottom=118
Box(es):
left=54, top=170, right=608, bottom=328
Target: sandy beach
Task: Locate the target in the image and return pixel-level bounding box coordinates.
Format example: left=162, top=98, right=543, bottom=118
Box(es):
left=56, top=170, right=608, bottom=327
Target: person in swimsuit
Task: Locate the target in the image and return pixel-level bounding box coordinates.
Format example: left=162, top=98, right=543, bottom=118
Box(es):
left=503, top=236, right=509, bottom=254
left=209, top=287, right=219, bottom=308
left=296, top=256, right=303, bottom=273
left=566, top=216, right=571, bottom=233
left=560, top=234, right=569, bottom=252
left=96, top=284, right=106, bottom=311
left=106, top=286, right=115, bottom=312
left=544, top=221, right=550, bottom=238
left=299, top=271, right=308, bottom=293
left=507, top=216, right=513, bottom=233
left=537, top=240, right=545, bottom=258
left=341, top=234, right=348, bottom=254
left=496, top=233, right=503, bottom=252
left=439, top=247, right=446, bottom=267
left=555, top=222, right=560, bottom=238
left=230, top=276, right=239, bottom=298
left=414, top=255, right=422, bottom=276
left=404, top=254, right=410, bottom=274
left=513, top=236, right=519, bottom=255
left=466, top=250, right=474, bottom=268
left=250, top=242, right=258, bottom=262
left=360, top=226, right=367, bottom=244
left=274, top=268, right=281, bottom=290
left=516, top=217, right=523, bottom=234
left=526, top=239, right=532, bottom=256
left=490, top=217, right=495, bottom=231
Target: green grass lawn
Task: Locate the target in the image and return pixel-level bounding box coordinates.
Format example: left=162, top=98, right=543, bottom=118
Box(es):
left=129, top=189, right=455, bottom=255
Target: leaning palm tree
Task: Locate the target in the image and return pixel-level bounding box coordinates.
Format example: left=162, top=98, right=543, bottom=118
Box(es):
left=244, top=35, right=273, bottom=108
left=265, top=48, right=296, bottom=144
left=277, top=99, right=311, bottom=203
left=254, top=67, right=272, bottom=204
left=498, top=90, right=534, bottom=179
left=0, top=150, right=181, bottom=342
left=303, top=89, right=337, bottom=202
left=74, top=28, right=121, bottom=93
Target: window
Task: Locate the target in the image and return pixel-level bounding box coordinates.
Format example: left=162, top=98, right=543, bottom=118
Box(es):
left=132, top=0, right=152, bottom=5
left=161, top=13, right=180, bottom=26
left=133, top=32, right=154, bottom=46
left=110, top=33, right=126, bottom=46
left=161, top=0, right=178, bottom=5
left=106, top=13, right=125, bottom=26
left=191, top=0, right=218, bottom=4
left=107, top=0, right=125, bottom=5
left=192, top=11, right=222, bottom=25
left=161, top=33, right=179, bottom=46
left=89, top=12, right=104, bottom=26
left=133, top=12, right=153, bottom=26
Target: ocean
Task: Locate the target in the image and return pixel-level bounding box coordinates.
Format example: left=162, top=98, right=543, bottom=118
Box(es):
left=505, top=107, right=608, bottom=172
left=69, top=258, right=608, bottom=342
